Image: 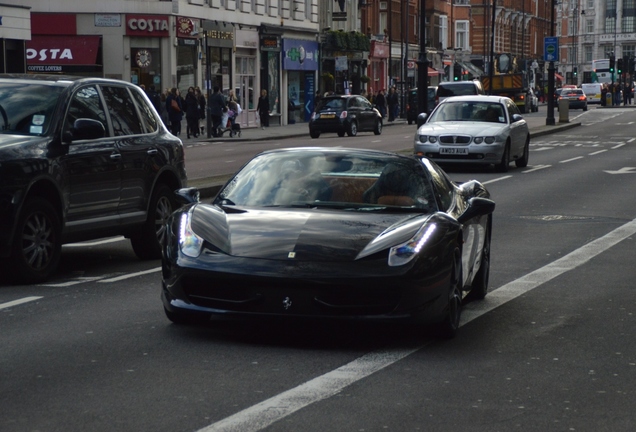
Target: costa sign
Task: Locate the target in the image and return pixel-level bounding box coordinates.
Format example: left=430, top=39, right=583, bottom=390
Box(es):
left=126, top=15, right=169, bottom=37
left=26, top=36, right=101, bottom=65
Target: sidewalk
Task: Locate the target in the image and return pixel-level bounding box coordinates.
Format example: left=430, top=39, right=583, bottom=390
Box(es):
left=185, top=113, right=581, bottom=197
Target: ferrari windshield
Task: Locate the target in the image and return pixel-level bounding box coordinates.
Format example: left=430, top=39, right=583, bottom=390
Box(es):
left=428, top=101, right=507, bottom=124
left=217, top=150, right=438, bottom=211
left=0, top=82, right=64, bottom=135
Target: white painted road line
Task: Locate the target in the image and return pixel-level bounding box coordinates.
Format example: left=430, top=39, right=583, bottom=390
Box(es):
left=559, top=156, right=585, bottom=163
left=63, top=237, right=126, bottom=247
left=482, top=175, right=512, bottom=185
left=523, top=164, right=551, bottom=173
left=98, top=267, right=161, bottom=283
left=198, top=217, right=636, bottom=432
left=0, top=296, right=43, bottom=311
left=589, top=150, right=608, bottom=156
left=40, top=277, right=104, bottom=287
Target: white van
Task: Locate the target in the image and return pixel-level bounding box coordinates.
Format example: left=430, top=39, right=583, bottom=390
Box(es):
left=581, top=83, right=603, bottom=104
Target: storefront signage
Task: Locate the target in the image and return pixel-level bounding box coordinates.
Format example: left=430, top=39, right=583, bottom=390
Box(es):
left=26, top=35, right=102, bottom=73
left=236, top=29, right=258, bottom=49
left=95, top=14, right=121, bottom=27
left=126, top=14, right=169, bottom=37
left=176, top=17, right=197, bottom=38
left=260, top=36, right=280, bottom=52
left=201, top=20, right=234, bottom=48
left=371, top=41, right=389, bottom=59
left=282, top=39, right=318, bottom=71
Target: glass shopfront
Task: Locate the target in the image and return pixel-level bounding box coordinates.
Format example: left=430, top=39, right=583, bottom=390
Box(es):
left=282, top=39, right=319, bottom=123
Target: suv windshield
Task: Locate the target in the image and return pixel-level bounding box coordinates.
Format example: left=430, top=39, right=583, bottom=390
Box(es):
left=0, top=83, right=63, bottom=135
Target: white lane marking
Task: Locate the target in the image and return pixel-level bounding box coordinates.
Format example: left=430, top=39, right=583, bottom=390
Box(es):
left=523, top=165, right=551, bottom=173
left=63, top=237, right=126, bottom=247
left=628, top=138, right=636, bottom=143
left=40, top=277, right=104, bottom=287
left=482, top=176, right=512, bottom=185
left=196, top=216, right=636, bottom=432
left=589, top=150, right=608, bottom=156
left=559, top=156, right=584, bottom=163
left=0, top=296, right=43, bottom=310
left=612, top=143, right=626, bottom=149
left=532, top=147, right=554, bottom=152
left=98, top=267, right=161, bottom=283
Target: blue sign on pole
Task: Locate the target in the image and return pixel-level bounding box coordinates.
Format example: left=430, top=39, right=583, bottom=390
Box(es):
left=544, top=37, right=559, bottom=62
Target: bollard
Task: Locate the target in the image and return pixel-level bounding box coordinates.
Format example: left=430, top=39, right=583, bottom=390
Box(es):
left=558, top=99, right=569, bottom=123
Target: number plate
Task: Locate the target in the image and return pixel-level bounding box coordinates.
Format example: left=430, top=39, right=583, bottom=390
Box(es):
left=440, top=147, right=469, bottom=155
left=321, top=114, right=336, bottom=119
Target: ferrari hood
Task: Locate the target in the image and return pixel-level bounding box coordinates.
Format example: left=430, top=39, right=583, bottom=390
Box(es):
left=190, top=204, right=430, bottom=261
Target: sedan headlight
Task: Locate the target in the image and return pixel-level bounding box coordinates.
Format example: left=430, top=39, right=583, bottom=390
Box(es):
left=418, top=135, right=437, bottom=143
left=388, top=224, right=437, bottom=267
left=179, top=211, right=203, bottom=258
left=474, top=136, right=496, bottom=144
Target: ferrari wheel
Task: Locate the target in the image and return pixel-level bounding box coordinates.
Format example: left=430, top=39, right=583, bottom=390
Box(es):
left=515, top=136, right=530, bottom=168
left=470, top=216, right=491, bottom=300
left=437, top=251, right=463, bottom=339
left=373, top=120, right=382, bottom=135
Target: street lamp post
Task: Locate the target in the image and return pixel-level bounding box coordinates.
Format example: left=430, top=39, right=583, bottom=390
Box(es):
left=417, top=0, right=428, bottom=117
left=546, top=0, right=556, bottom=126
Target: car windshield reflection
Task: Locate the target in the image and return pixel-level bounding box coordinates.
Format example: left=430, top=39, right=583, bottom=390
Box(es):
left=216, top=151, right=437, bottom=212
left=0, top=83, right=63, bottom=135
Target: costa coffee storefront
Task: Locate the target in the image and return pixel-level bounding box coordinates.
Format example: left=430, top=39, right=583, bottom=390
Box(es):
left=126, top=14, right=169, bottom=90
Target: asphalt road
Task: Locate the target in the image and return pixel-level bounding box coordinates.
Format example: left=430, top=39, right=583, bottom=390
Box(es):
left=2, top=104, right=636, bottom=432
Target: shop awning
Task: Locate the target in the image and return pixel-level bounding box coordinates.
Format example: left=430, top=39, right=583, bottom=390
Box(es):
left=428, top=67, right=442, bottom=76
left=555, top=72, right=564, bottom=81
left=26, top=35, right=101, bottom=66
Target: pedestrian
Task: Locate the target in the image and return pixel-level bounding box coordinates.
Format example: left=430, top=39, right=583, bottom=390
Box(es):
left=185, top=86, right=200, bottom=139
left=387, top=87, right=399, bottom=122
left=208, top=85, right=227, bottom=137
left=165, top=87, right=182, bottom=136
left=159, top=91, right=169, bottom=128
left=257, top=89, right=270, bottom=129
left=367, top=87, right=374, bottom=104
left=314, top=91, right=322, bottom=111
left=195, top=87, right=206, bottom=135
left=614, top=83, right=621, bottom=106
left=146, top=84, right=163, bottom=114
left=375, top=89, right=387, bottom=118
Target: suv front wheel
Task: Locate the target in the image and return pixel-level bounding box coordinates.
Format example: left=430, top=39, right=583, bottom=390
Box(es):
left=131, top=184, right=176, bottom=260
left=10, top=198, right=62, bottom=284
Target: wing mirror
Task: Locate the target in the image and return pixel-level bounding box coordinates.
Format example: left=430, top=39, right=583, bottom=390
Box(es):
left=175, top=187, right=201, bottom=205
left=63, top=118, right=105, bottom=143
left=417, top=113, right=428, bottom=127
left=457, top=197, right=496, bottom=224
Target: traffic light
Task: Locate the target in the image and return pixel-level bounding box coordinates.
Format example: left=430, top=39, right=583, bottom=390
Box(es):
left=453, top=63, right=462, bottom=81
left=617, top=58, right=623, bottom=74
left=573, top=67, right=578, bottom=77
left=609, top=55, right=615, bottom=73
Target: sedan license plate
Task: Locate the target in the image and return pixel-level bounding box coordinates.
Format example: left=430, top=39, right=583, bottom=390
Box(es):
left=440, top=147, right=469, bottom=155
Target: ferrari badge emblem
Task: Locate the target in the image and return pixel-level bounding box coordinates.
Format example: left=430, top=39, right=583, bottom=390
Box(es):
left=282, top=297, right=292, bottom=310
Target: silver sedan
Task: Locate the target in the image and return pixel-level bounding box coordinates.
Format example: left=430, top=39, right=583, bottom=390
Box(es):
left=413, top=95, right=530, bottom=172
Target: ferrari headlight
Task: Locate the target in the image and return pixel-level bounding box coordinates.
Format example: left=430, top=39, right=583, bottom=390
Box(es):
left=179, top=211, right=203, bottom=258
left=388, top=224, right=437, bottom=267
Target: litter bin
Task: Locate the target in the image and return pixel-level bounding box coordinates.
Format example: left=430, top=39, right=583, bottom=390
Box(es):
left=558, top=99, right=569, bottom=123
left=606, top=93, right=613, bottom=106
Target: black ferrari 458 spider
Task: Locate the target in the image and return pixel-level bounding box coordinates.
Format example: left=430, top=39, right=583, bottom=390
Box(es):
left=161, top=147, right=495, bottom=338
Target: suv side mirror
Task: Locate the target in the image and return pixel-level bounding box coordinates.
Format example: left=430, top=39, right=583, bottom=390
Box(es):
left=64, top=118, right=105, bottom=143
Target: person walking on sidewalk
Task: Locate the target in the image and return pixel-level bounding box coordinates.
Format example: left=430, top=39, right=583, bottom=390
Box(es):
left=387, top=87, right=399, bottom=122
left=257, top=89, right=270, bottom=129
left=208, top=86, right=227, bottom=137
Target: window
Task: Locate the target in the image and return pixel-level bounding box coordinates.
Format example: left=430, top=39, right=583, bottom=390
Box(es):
left=584, top=45, right=593, bottom=62
left=65, top=85, right=108, bottom=137
left=131, top=88, right=158, bottom=133
left=440, top=15, right=448, bottom=50
left=623, top=45, right=636, bottom=58
left=455, top=20, right=469, bottom=50
left=568, top=18, right=574, bottom=35
left=605, top=18, right=615, bottom=33
left=586, top=19, right=594, bottom=33
left=379, top=12, right=387, bottom=36
left=100, top=86, right=144, bottom=137
left=623, top=16, right=636, bottom=33
left=587, top=0, right=594, bottom=8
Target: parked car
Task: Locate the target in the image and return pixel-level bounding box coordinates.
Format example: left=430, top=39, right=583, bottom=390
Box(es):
left=161, top=147, right=495, bottom=338
left=435, top=80, right=485, bottom=106
left=309, top=95, right=382, bottom=138
left=406, top=86, right=437, bottom=124
left=0, top=74, right=187, bottom=283
left=414, top=95, right=530, bottom=172
left=558, top=88, right=588, bottom=111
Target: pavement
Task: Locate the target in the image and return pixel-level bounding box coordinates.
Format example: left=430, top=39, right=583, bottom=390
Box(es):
left=183, top=106, right=582, bottom=197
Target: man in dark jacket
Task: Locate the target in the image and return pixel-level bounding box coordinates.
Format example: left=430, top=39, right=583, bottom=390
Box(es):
left=208, top=86, right=227, bottom=137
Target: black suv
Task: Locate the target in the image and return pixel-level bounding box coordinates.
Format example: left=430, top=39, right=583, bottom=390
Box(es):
left=0, top=75, right=187, bottom=283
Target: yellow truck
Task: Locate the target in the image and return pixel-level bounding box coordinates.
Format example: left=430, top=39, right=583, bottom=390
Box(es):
left=481, top=73, right=537, bottom=114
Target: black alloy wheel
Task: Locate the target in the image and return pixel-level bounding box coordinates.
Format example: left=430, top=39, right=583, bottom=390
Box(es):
left=131, top=184, right=176, bottom=260
left=437, top=250, right=463, bottom=339
left=515, top=136, right=530, bottom=168
left=470, top=215, right=491, bottom=300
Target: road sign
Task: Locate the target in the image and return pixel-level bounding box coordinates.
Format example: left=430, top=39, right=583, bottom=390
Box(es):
left=544, top=37, right=558, bottom=62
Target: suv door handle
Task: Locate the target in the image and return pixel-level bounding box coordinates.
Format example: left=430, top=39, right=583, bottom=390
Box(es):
left=110, top=153, right=121, bottom=160
left=147, top=149, right=158, bottom=155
